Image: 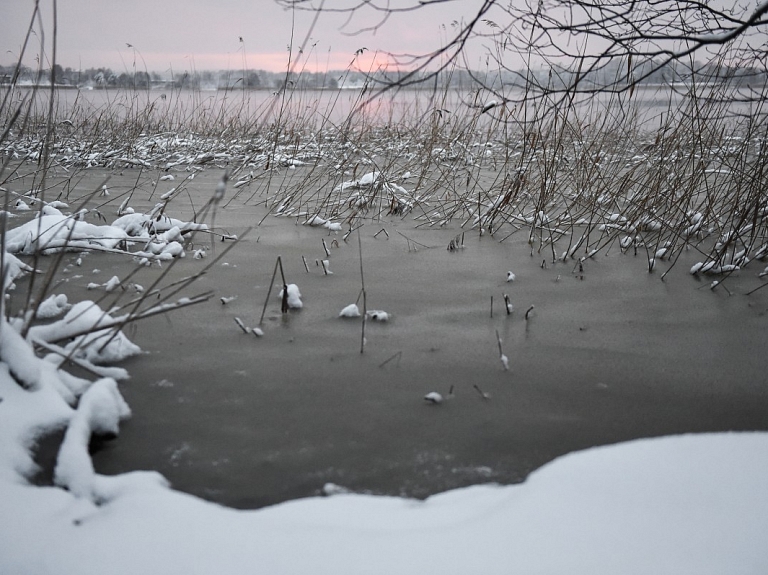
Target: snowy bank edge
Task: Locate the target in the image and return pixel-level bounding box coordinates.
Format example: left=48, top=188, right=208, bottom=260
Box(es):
left=1, top=362, right=767, bottom=575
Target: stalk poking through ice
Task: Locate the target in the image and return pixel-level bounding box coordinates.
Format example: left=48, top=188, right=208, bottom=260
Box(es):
left=378, top=351, right=402, bottom=368
left=259, top=255, right=289, bottom=325
left=358, top=226, right=366, bottom=354
left=525, top=305, right=535, bottom=320
left=208, top=171, right=228, bottom=255
left=496, top=330, right=509, bottom=371
left=234, top=317, right=264, bottom=337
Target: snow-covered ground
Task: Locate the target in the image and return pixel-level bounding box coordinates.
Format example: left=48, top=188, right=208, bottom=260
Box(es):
left=1, top=341, right=766, bottom=574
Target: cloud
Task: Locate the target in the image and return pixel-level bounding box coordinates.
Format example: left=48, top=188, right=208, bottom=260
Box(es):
left=1, top=0, right=490, bottom=72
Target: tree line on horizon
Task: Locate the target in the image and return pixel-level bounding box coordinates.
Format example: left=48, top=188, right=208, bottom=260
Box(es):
left=2, top=59, right=767, bottom=93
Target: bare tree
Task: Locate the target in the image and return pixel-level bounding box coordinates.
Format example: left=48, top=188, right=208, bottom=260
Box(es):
left=276, top=1, right=768, bottom=100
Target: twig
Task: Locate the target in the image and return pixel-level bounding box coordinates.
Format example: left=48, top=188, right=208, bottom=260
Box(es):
left=234, top=317, right=249, bottom=334
left=396, top=230, right=433, bottom=250
left=525, top=305, right=535, bottom=320
left=745, top=281, right=768, bottom=296
left=43, top=292, right=214, bottom=346
left=378, top=350, right=402, bottom=368
left=260, top=256, right=284, bottom=325
left=278, top=256, right=289, bottom=313
left=495, top=329, right=504, bottom=356
left=358, top=226, right=366, bottom=354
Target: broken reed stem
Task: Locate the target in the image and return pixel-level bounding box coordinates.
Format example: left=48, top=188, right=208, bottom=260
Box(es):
left=277, top=255, right=289, bottom=313
left=503, top=293, right=512, bottom=315
left=32, top=339, right=118, bottom=379
left=234, top=317, right=249, bottom=334
left=473, top=384, right=489, bottom=400
left=745, top=281, right=768, bottom=296
left=378, top=350, right=402, bottom=368
left=43, top=292, right=215, bottom=346
left=322, top=238, right=330, bottom=257
left=490, top=295, right=494, bottom=318
left=396, top=230, right=431, bottom=250
left=302, top=255, right=309, bottom=273
left=260, top=255, right=282, bottom=325
left=360, top=289, right=367, bottom=354
left=495, top=329, right=504, bottom=356
left=525, top=305, right=535, bottom=320
left=358, top=226, right=366, bottom=354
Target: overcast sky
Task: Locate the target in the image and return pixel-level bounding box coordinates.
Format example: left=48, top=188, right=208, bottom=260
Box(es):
left=1, top=0, right=494, bottom=73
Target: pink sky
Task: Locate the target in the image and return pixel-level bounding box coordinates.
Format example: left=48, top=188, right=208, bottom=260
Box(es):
left=1, top=0, right=497, bottom=74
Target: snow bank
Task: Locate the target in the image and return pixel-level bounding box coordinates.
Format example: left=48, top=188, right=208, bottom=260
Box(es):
left=0, top=430, right=765, bottom=575
left=35, top=294, right=71, bottom=319
left=2, top=251, right=34, bottom=291
left=112, top=212, right=208, bottom=238
left=4, top=214, right=129, bottom=254
left=3, top=207, right=206, bottom=264
left=29, top=301, right=142, bottom=365
left=0, top=359, right=72, bottom=483
left=54, top=377, right=168, bottom=504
